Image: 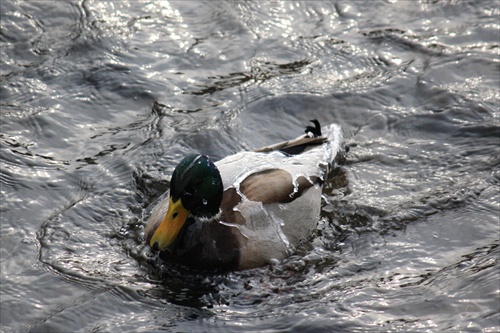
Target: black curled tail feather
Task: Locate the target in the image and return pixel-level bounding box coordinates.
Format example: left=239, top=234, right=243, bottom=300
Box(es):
left=305, top=119, right=322, bottom=137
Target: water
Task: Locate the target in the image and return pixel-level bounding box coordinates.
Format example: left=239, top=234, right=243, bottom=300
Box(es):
left=1, top=0, right=498, bottom=332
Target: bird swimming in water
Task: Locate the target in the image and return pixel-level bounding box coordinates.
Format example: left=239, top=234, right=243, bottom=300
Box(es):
left=145, top=120, right=344, bottom=270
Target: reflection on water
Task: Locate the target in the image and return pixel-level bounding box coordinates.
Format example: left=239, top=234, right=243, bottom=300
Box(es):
left=1, top=0, right=498, bottom=332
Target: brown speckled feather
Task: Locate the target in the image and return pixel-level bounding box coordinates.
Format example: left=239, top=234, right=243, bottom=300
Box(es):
left=240, top=169, right=319, bottom=204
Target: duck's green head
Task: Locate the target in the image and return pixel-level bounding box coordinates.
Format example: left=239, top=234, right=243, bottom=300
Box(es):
left=149, top=154, right=223, bottom=251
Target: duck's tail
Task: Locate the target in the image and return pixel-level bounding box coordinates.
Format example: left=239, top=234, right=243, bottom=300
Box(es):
left=254, top=120, right=344, bottom=162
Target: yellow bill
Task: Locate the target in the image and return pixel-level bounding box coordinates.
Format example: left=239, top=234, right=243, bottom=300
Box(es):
left=149, top=196, right=190, bottom=251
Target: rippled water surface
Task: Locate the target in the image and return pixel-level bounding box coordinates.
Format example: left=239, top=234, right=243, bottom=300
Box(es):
left=1, top=1, right=499, bottom=332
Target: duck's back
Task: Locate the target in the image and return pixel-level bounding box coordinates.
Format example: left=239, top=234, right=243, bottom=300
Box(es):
left=213, top=124, right=344, bottom=269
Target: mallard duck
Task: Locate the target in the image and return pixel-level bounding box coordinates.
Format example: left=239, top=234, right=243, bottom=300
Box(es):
left=145, top=120, right=344, bottom=270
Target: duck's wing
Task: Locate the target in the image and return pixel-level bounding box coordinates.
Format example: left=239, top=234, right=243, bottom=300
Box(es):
left=217, top=123, right=343, bottom=192
left=238, top=168, right=320, bottom=204
left=253, top=119, right=328, bottom=155
left=242, top=123, right=344, bottom=203
left=253, top=135, right=327, bottom=155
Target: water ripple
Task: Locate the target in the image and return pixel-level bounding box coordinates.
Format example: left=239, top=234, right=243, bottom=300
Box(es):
left=1, top=0, right=498, bottom=332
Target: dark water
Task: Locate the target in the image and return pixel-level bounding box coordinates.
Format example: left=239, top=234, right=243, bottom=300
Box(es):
left=1, top=1, right=499, bottom=332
